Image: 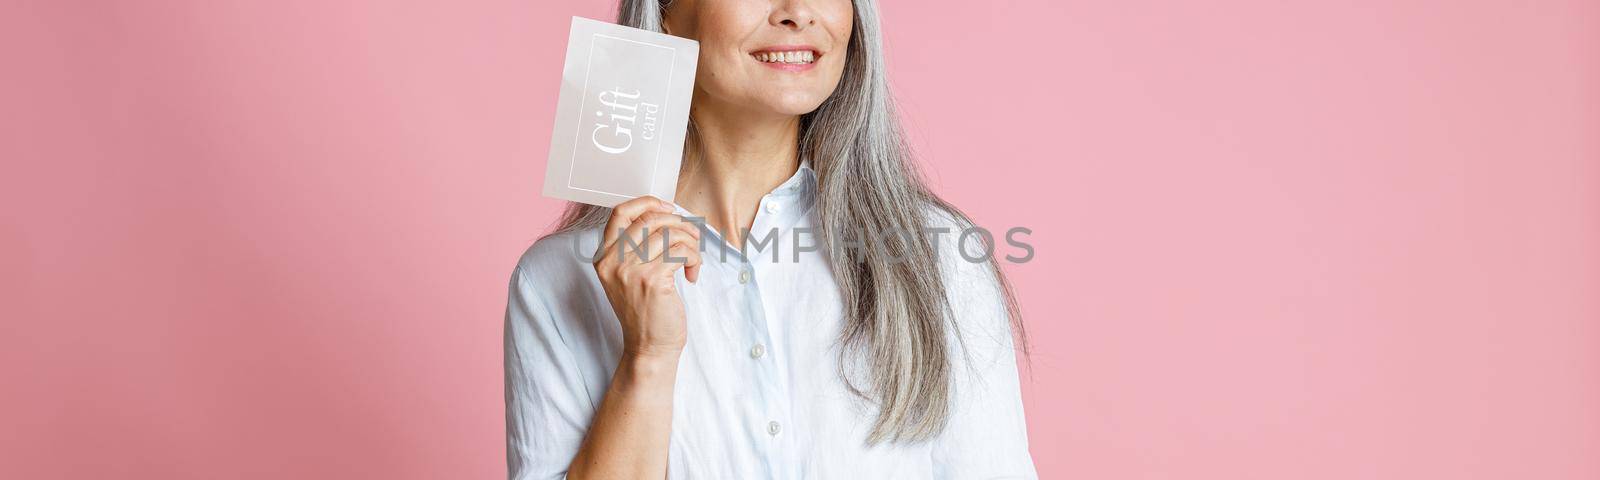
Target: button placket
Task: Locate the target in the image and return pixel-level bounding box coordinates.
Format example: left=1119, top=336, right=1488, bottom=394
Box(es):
left=735, top=267, right=791, bottom=467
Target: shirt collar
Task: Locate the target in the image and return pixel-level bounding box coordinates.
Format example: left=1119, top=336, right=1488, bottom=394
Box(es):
left=770, top=158, right=818, bottom=199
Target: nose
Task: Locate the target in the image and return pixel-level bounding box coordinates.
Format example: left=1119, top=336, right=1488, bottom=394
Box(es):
left=769, top=0, right=817, bottom=30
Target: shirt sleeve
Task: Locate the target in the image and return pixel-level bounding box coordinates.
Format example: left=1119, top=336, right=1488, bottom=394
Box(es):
left=504, top=265, right=592, bottom=480
left=930, top=223, right=1039, bottom=479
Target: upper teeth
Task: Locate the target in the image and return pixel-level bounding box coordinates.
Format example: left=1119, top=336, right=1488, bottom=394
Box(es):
left=755, top=50, right=815, bottom=64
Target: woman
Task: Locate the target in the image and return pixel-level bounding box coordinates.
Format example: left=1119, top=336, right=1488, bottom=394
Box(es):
left=505, top=0, right=1034, bottom=478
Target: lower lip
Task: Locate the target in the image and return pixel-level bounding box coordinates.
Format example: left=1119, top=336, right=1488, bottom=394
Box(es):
left=754, top=56, right=818, bottom=72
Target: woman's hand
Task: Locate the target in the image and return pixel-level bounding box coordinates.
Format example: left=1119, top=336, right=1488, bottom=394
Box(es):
left=592, top=196, right=704, bottom=362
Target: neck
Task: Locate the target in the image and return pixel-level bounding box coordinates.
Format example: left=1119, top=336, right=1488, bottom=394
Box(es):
left=675, top=100, right=802, bottom=246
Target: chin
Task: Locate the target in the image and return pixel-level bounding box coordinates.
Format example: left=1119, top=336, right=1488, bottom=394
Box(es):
left=761, top=93, right=830, bottom=116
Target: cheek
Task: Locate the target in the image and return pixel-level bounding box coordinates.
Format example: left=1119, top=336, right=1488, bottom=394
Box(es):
left=692, top=53, right=751, bottom=102
left=824, top=1, right=854, bottom=39
left=693, top=4, right=763, bottom=59
left=822, top=41, right=850, bottom=84
left=822, top=4, right=853, bottom=77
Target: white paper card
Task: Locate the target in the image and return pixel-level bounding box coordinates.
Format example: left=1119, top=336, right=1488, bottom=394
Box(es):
left=542, top=16, right=699, bottom=208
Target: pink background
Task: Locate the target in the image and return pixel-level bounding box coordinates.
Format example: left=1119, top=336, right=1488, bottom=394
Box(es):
left=4, top=1, right=1598, bottom=478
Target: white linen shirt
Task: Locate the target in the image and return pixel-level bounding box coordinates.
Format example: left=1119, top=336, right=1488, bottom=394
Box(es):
left=504, top=163, right=1036, bottom=479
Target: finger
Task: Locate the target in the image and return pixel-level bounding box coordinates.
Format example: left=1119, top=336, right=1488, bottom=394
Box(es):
left=614, top=223, right=688, bottom=265
left=633, top=224, right=702, bottom=264
left=654, top=233, right=702, bottom=267
left=599, top=196, right=674, bottom=254
left=620, top=212, right=701, bottom=252
left=651, top=242, right=703, bottom=283
left=680, top=244, right=704, bottom=283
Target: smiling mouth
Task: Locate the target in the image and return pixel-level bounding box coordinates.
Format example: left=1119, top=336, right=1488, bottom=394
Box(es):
left=751, top=49, right=818, bottom=65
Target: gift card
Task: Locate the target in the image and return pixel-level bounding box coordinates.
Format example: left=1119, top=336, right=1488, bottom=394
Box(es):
left=542, top=16, right=699, bottom=207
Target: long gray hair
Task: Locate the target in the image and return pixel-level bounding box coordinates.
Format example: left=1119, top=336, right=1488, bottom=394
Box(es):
left=553, top=0, right=1026, bottom=444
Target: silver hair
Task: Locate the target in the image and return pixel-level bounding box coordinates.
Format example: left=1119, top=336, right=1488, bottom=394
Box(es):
left=553, top=0, right=1027, bottom=444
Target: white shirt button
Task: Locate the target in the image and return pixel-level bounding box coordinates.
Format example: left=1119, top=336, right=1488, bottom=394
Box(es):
left=738, top=269, right=751, bottom=284
left=750, top=344, right=766, bottom=359
left=765, top=202, right=780, bottom=214
left=767, top=421, right=782, bottom=436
